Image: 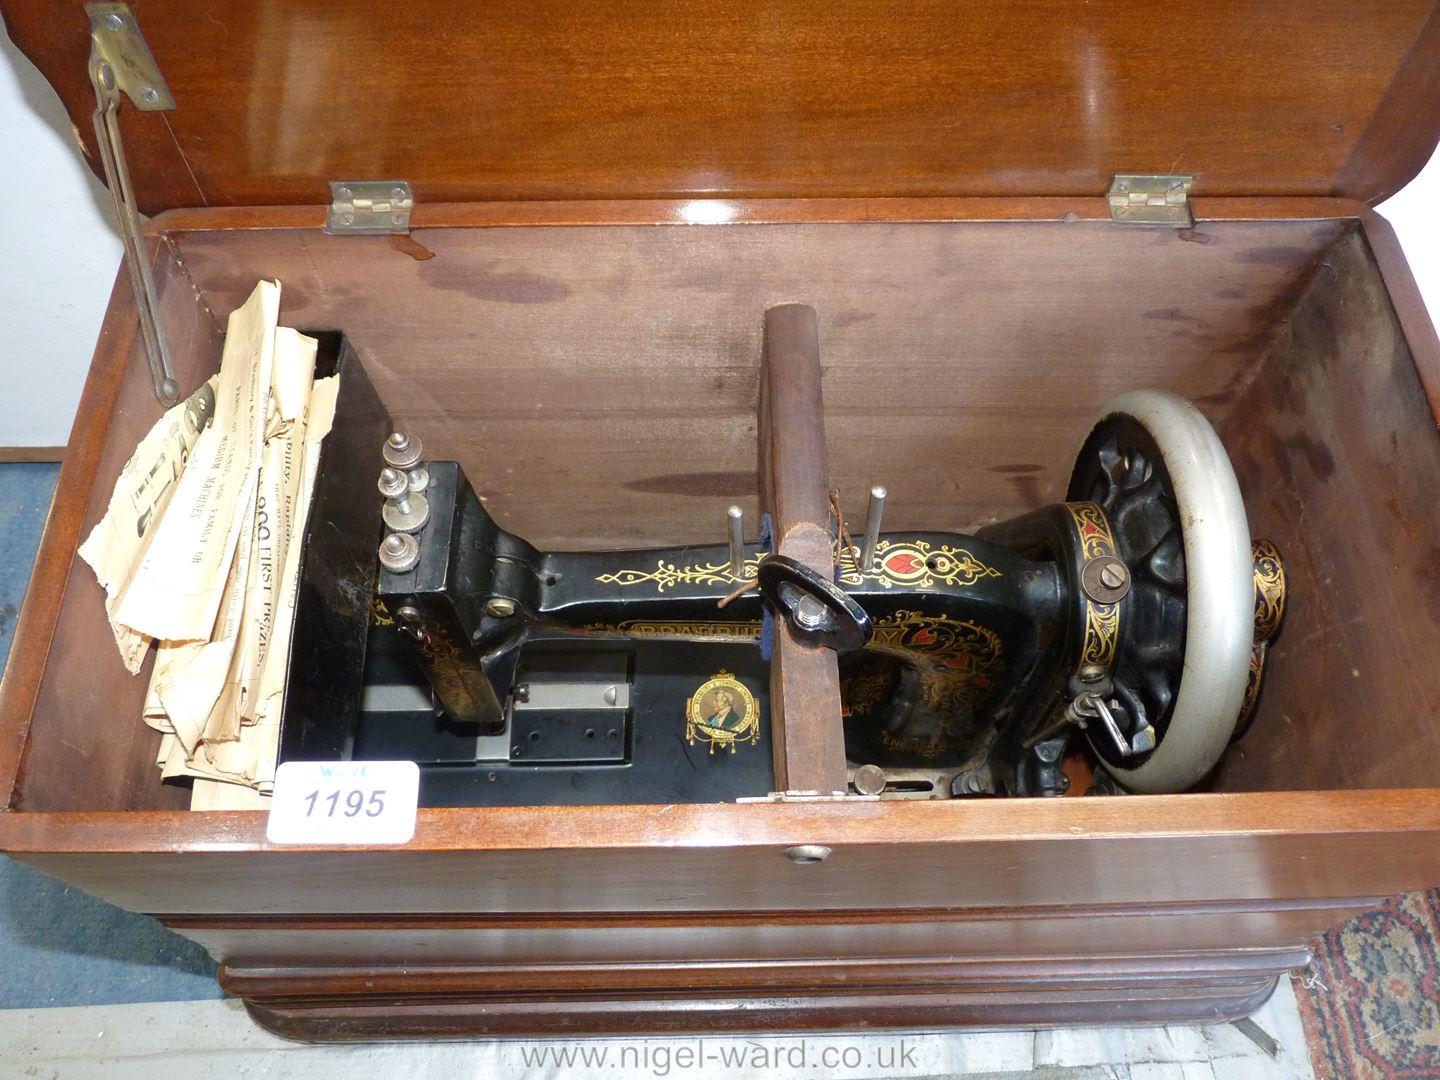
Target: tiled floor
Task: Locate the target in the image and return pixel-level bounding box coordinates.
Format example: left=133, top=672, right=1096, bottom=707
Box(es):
left=0, top=460, right=1313, bottom=1076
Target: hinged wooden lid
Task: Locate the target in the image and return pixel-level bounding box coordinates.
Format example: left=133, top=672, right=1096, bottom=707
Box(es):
left=5, top=0, right=1439, bottom=215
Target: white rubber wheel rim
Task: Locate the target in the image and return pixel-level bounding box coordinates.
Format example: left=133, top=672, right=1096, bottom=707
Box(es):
left=1084, top=391, right=1253, bottom=794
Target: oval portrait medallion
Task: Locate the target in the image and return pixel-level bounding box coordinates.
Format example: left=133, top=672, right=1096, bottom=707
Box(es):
left=685, top=671, right=760, bottom=754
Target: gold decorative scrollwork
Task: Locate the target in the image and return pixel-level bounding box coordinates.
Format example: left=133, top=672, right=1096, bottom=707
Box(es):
left=590, top=611, right=1003, bottom=730
left=1238, top=640, right=1269, bottom=735
left=595, top=556, right=761, bottom=591
left=1251, top=538, right=1286, bottom=642
left=1069, top=501, right=1117, bottom=561
left=840, top=540, right=1002, bottom=589
left=596, top=540, right=1001, bottom=593
left=1234, top=539, right=1287, bottom=742
left=867, top=610, right=1005, bottom=716
left=585, top=619, right=762, bottom=643
left=1066, top=502, right=1121, bottom=675
left=840, top=667, right=891, bottom=715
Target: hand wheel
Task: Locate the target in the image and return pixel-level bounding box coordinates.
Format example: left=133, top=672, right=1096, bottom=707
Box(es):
left=1068, top=389, right=1254, bottom=793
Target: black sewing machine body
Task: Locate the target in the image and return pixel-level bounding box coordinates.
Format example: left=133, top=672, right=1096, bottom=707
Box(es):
left=278, top=335, right=1280, bottom=806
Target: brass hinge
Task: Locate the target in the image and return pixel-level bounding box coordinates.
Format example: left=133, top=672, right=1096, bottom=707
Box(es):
left=326, top=181, right=413, bottom=234
left=1108, top=175, right=1194, bottom=227
left=86, top=3, right=179, bottom=406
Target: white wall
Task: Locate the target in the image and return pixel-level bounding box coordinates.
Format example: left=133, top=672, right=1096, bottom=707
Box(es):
left=1377, top=145, right=1440, bottom=321
left=0, top=18, right=1435, bottom=448
left=1, top=19, right=122, bottom=447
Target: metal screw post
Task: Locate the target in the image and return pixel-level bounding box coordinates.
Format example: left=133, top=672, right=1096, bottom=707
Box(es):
left=383, top=432, right=428, bottom=492
left=378, top=467, right=412, bottom=512
left=379, top=466, right=430, bottom=533
left=378, top=532, right=420, bottom=573
left=859, top=485, right=887, bottom=570
left=793, top=595, right=829, bottom=631
left=727, top=505, right=746, bottom=579
left=383, top=431, right=423, bottom=469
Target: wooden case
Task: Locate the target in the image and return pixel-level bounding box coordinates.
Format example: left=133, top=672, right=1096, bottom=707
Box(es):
left=2, top=0, right=1440, bottom=1037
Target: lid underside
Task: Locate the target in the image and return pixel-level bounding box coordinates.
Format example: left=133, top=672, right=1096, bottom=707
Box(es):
left=3, top=0, right=1439, bottom=215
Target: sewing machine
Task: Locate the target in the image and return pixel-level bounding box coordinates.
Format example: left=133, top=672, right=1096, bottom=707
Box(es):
left=278, top=307, right=1284, bottom=806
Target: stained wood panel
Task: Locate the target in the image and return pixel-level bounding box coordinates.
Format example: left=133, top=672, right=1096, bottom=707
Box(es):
left=9, top=791, right=1440, bottom=914
left=168, top=218, right=1346, bottom=552
left=173, top=901, right=1377, bottom=967
left=1212, top=223, right=1440, bottom=792
left=0, top=242, right=222, bottom=813
left=230, top=952, right=1296, bottom=1037
left=2, top=1, right=1437, bottom=212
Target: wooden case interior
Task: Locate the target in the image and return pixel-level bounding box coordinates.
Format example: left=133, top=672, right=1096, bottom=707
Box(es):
left=8, top=211, right=1440, bottom=814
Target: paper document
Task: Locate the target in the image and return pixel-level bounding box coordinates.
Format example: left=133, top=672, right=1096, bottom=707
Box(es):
left=81, top=280, right=339, bottom=809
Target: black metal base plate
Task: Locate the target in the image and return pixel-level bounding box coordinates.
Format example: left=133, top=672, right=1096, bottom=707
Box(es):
left=353, top=635, right=774, bottom=807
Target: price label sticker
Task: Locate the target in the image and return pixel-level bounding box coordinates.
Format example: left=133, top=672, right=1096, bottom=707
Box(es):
left=266, top=761, right=420, bottom=845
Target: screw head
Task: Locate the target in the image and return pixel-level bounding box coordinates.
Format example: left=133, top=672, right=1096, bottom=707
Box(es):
left=486, top=598, right=517, bottom=618
left=378, top=532, right=420, bottom=573
left=140, top=86, right=159, bottom=104
left=383, top=431, right=423, bottom=468
left=1080, top=554, right=1132, bottom=605
left=377, top=467, right=408, bottom=500
left=852, top=763, right=887, bottom=796
left=103, top=13, right=124, bottom=31
left=396, top=604, right=421, bottom=623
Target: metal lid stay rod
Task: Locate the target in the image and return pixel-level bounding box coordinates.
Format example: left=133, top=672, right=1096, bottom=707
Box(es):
left=85, top=3, right=179, bottom=406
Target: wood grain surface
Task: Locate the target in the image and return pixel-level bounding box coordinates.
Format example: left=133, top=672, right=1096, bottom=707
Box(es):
left=1211, top=221, right=1440, bottom=792
left=172, top=901, right=1374, bottom=967
left=759, top=304, right=848, bottom=793
left=229, top=955, right=1295, bottom=1038
left=9, top=789, right=1440, bottom=913
left=0, top=241, right=221, bottom=811
left=2, top=1, right=1437, bottom=212
left=164, top=217, right=1347, bottom=552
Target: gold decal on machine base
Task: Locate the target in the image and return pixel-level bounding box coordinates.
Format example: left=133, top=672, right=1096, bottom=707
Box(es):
left=686, top=671, right=760, bottom=753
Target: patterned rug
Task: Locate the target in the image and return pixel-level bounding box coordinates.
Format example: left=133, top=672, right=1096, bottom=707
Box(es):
left=1296, top=888, right=1440, bottom=1079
